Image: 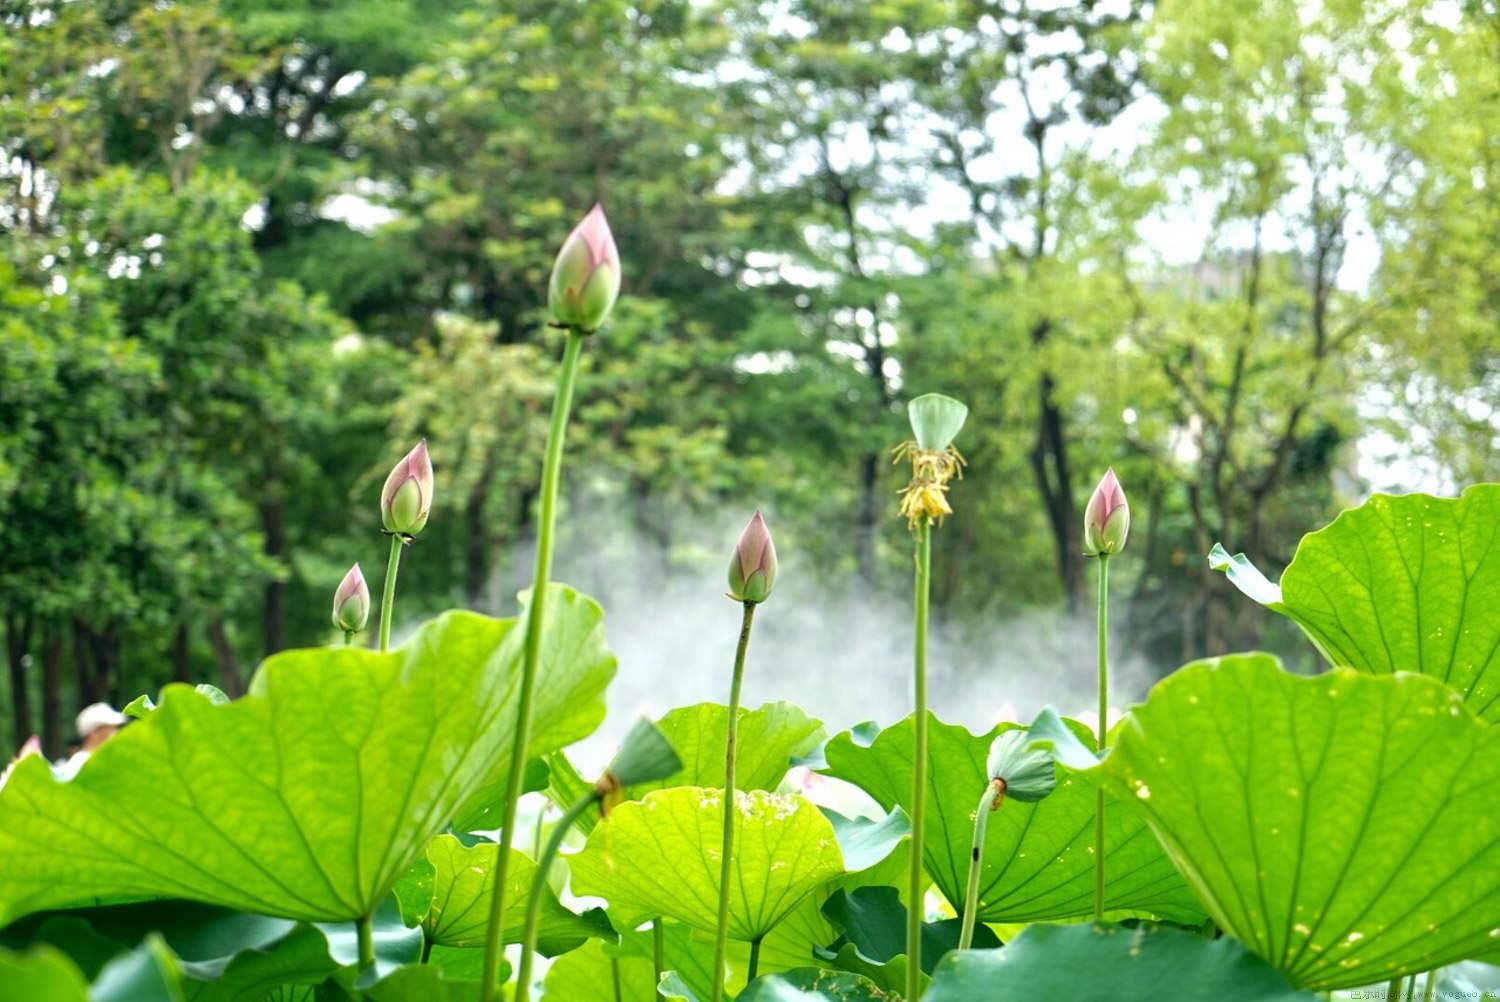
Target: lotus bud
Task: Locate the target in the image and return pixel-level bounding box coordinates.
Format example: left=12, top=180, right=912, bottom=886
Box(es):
left=727, top=510, right=777, bottom=604
left=547, top=203, right=621, bottom=332
left=984, top=730, right=1057, bottom=805
left=381, top=440, right=434, bottom=537
left=1083, top=467, right=1130, bottom=557
left=332, top=563, right=370, bottom=633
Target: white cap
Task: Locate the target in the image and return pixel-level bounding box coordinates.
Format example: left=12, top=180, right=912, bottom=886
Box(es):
left=76, top=703, right=127, bottom=738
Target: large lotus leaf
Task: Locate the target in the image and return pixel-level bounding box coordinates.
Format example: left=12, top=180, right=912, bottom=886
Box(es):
left=545, top=701, right=824, bottom=836
left=0, top=588, right=614, bottom=926
left=546, top=842, right=908, bottom=1002
left=924, top=924, right=1316, bottom=1001
left=1210, top=486, right=1500, bottom=721
left=819, top=713, right=1203, bottom=924
left=1095, top=653, right=1500, bottom=990
left=392, top=834, right=610, bottom=953
left=567, top=788, right=847, bottom=942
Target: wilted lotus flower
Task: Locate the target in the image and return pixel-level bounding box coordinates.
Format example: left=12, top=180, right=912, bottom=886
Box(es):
left=594, top=717, right=683, bottom=815
left=547, top=204, right=621, bottom=332
left=984, top=729, right=1057, bottom=805
left=1083, top=467, right=1130, bottom=557
left=332, top=563, right=370, bottom=633
left=727, top=510, right=777, bottom=604
left=381, top=440, right=434, bottom=537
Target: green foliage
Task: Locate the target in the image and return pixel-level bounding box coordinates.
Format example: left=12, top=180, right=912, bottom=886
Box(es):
left=925, top=925, right=1316, bottom=1001
left=0, top=591, right=611, bottom=925
left=567, top=788, right=857, bottom=942
left=1214, top=487, right=1500, bottom=721
left=392, top=835, right=608, bottom=954
left=1096, top=653, right=1500, bottom=989
left=546, top=701, right=824, bottom=835
left=818, top=714, right=1205, bottom=924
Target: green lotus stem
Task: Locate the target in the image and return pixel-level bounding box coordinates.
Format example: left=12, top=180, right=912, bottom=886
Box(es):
left=1093, top=553, right=1110, bottom=921
left=611, top=958, right=623, bottom=1002
left=343, top=631, right=354, bottom=646
left=959, top=779, right=1003, bottom=950
left=357, top=911, right=375, bottom=973
left=1421, top=968, right=1437, bottom=1002
left=1386, top=976, right=1402, bottom=1002
left=378, top=534, right=402, bottom=653
left=653, top=919, right=665, bottom=984
left=906, top=520, right=932, bottom=1000
left=747, top=937, right=763, bottom=983
left=1404, top=974, right=1417, bottom=1001
left=711, top=600, right=758, bottom=1002
left=481, top=326, right=586, bottom=1002
left=513, top=789, right=595, bottom=1002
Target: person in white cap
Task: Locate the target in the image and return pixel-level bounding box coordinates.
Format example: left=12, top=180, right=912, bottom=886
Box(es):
left=52, top=702, right=128, bottom=781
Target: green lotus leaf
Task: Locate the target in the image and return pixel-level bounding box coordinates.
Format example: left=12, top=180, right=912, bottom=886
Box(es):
left=0, top=587, right=614, bottom=926
left=924, top=924, right=1316, bottom=1001
left=359, top=963, right=483, bottom=1002
left=542, top=919, right=711, bottom=1002
left=1, top=898, right=418, bottom=1001
left=1094, top=653, right=1500, bottom=989
left=92, top=935, right=184, bottom=1002
left=737, top=968, right=889, bottom=1001
left=819, top=713, right=1204, bottom=924
left=567, top=788, right=849, bottom=942
left=1210, top=486, right=1500, bottom=721
left=0, top=945, right=90, bottom=1001
left=545, top=701, right=824, bottom=835
left=393, top=834, right=610, bottom=953
left=814, top=885, right=998, bottom=993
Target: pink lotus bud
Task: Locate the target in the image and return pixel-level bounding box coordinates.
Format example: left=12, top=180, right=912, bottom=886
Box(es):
left=332, top=563, right=371, bottom=633
left=727, top=510, right=777, bottom=603
left=17, top=736, right=41, bottom=760
left=381, top=440, right=434, bottom=536
left=1083, top=468, right=1130, bottom=557
left=547, top=204, right=621, bottom=332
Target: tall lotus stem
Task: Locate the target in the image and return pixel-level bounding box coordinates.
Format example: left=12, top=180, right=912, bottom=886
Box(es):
left=711, top=513, right=777, bottom=1002
left=481, top=205, right=620, bottom=1002
left=894, top=392, right=967, bottom=1000
left=1084, top=467, right=1128, bottom=920
left=959, top=778, right=1003, bottom=950
left=512, top=719, right=677, bottom=1002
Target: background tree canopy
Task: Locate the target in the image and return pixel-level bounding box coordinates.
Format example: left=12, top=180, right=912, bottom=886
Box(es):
left=1, top=0, right=1495, bottom=755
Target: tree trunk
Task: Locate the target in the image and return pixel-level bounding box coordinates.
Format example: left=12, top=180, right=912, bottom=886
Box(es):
left=174, top=623, right=193, bottom=683
left=1028, top=333, right=1083, bottom=606
left=207, top=619, right=244, bottom=698
left=855, top=451, right=880, bottom=585
left=464, top=448, right=502, bottom=608
left=261, top=495, right=288, bottom=656
left=41, top=627, right=63, bottom=758
left=5, top=614, right=34, bottom=747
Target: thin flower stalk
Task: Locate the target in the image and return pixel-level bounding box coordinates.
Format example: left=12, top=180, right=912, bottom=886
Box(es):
left=711, top=512, right=776, bottom=1002
left=894, top=392, right=967, bottom=999
left=482, top=205, right=621, bottom=1001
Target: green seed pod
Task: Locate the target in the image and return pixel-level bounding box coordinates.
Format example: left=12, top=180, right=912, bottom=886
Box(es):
left=985, top=729, right=1057, bottom=803
left=906, top=393, right=968, bottom=452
